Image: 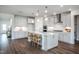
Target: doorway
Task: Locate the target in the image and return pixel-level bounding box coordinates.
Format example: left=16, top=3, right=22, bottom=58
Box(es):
left=74, top=15, right=79, bottom=44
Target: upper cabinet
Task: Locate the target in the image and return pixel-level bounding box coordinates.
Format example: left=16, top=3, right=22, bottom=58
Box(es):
left=13, top=15, right=27, bottom=27
left=61, top=12, right=71, bottom=27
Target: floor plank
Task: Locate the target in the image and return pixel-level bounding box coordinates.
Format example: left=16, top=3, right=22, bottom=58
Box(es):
left=0, top=34, right=79, bottom=54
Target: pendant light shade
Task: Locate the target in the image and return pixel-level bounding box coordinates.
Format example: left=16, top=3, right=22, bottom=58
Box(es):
left=35, top=9, right=39, bottom=16
left=45, top=6, right=48, bottom=13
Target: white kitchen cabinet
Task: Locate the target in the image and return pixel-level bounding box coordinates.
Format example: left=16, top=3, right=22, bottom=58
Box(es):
left=41, top=32, right=58, bottom=51
left=63, top=32, right=71, bottom=43
left=59, top=13, right=71, bottom=43
left=12, top=31, right=27, bottom=39
left=13, top=15, right=27, bottom=27
left=61, top=13, right=71, bottom=27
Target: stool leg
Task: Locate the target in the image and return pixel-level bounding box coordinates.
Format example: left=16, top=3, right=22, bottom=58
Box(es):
left=34, top=43, right=36, bottom=47
left=32, top=41, right=33, bottom=47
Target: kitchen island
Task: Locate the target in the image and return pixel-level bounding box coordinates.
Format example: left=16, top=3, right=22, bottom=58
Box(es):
left=28, top=32, right=59, bottom=51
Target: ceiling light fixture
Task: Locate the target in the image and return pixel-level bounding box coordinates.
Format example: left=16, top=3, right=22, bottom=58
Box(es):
left=45, top=6, right=48, bottom=13
left=45, top=10, right=48, bottom=13
left=45, top=17, right=48, bottom=21
left=32, top=20, right=34, bottom=23
left=37, top=19, right=39, bottom=22
left=44, top=6, right=48, bottom=21
left=35, top=9, right=39, bottom=16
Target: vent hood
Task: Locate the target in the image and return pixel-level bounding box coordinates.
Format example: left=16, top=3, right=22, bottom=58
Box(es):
left=57, top=14, right=63, bottom=23
left=54, top=13, right=64, bottom=32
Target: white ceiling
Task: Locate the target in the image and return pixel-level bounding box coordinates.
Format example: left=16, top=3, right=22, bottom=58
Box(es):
left=0, top=5, right=79, bottom=17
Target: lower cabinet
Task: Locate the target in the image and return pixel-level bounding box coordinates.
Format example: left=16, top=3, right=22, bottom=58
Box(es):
left=41, top=33, right=58, bottom=51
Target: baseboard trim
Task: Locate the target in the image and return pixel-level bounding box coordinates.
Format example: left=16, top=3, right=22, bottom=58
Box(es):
left=59, top=41, right=74, bottom=45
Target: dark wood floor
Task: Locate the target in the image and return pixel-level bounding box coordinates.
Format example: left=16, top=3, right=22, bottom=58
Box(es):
left=50, top=42, right=79, bottom=54
left=0, top=34, right=79, bottom=54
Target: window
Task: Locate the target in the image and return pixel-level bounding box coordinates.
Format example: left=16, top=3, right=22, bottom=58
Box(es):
left=2, top=24, right=7, bottom=31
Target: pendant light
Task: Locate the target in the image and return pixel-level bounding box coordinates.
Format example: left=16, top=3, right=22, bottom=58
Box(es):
left=35, top=9, right=39, bottom=17
left=35, top=9, right=40, bottom=22
left=44, top=6, right=48, bottom=21
left=45, top=6, right=48, bottom=13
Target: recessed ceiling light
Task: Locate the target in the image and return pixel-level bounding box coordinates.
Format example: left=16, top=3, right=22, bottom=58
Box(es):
left=37, top=19, right=39, bottom=22
left=45, top=6, right=48, bottom=13
left=32, top=20, right=34, bottom=23
left=45, top=10, right=48, bottom=13
left=45, top=17, right=48, bottom=21
left=35, top=9, right=39, bottom=16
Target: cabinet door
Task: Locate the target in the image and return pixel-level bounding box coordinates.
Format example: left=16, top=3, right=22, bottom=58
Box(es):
left=58, top=32, right=64, bottom=42
left=61, top=14, right=66, bottom=26
left=63, top=33, right=71, bottom=43
left=66, top=14, right=71, bottom=26
left=14, top=15, right=27, bottom=27
left=61, top=13, right=71, bottom=27
left=41, top=34, right=48, bottom=50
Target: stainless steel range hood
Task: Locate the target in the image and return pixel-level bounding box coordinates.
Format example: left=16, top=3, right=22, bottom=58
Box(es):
left=57, top=14, right=63, bottom=23
left=53, top=13, right=64, bottom=32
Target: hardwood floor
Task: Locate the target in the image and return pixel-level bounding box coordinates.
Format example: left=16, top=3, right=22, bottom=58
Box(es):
left=50, top=42, right=79, bottom=54
left=0, top=34, right=52, bottom=54
left=0, top=34, right=79, bottom=54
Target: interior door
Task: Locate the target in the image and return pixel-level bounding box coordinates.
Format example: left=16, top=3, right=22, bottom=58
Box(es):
left=74, top=16, right=78, bottom=43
